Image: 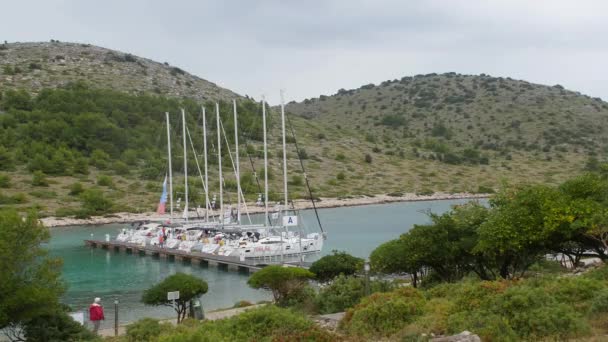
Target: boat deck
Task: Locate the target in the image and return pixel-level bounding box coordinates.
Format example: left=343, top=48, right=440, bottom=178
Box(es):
left=84, top=239, right=313, bottom=273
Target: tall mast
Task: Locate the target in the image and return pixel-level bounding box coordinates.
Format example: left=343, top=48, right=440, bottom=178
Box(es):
left=233, top=99, right=241, bottom=224
left=281, top=90, right=288, bottom=213
left=280, top=90, right=288, bottom=263
left=216, top=103, right=223, bottom=225
left=262, top=97, right=269, bottom=227
left=202, top=106, right=209, bottom=222
left=182, top=108, right=188, bottom=221
left=165, top=112, right=174, bottom=219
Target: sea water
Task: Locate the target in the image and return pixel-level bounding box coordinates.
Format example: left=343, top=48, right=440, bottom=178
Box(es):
left=49, top=198, right=477, bottom=327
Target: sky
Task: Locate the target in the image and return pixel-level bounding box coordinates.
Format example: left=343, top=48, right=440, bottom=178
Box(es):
left=1, top=0, right=607, bottom=104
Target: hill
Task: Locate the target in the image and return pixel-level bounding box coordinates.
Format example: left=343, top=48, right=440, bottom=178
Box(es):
left=1, top=42, right=608, bottom=218
left=0, top=41, right=239, bottom=101
left=287, top=73, right=608, bottom=157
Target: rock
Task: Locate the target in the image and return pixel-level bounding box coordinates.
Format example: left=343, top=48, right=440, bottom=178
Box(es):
left=432, top=331, right=481, bottom=342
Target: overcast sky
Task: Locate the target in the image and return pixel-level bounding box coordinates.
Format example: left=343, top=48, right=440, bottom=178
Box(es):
left=2, top=0, right=607, bottom=104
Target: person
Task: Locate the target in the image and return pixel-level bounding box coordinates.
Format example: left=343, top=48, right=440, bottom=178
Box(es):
left=89, top=297, right=105, bottom=334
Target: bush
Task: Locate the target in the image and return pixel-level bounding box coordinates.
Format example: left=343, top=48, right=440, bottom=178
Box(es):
left=364, top=154, right=373, bottom=164
left=23, top=309, right=99, bottom=342
left=80, top=189, right=114, bottom=215
left=69, top=182, right=84, bottom=196
left=309, top=251, right=363, bottom=282
left=0, top=174, right=10, bottom=188
left=316, top=275, right=365, bottom=314
left=590, top=289, right=608, bottom=313
left=126, top=318, right=167, bottom=342
left=113, top=160, right=130, bottom=175
left=31, top=170, right=49, bottom=186
left=336, top=172, right=346, bottom=180
left=341, top=287, right=426, bottom=338
left=154, top=305, right=338, bottom=342
left=289, top=175, right=303, bottom=186
left=0, top=193, right=27, bottom=205
left=97, top=175, right=114, bottom=187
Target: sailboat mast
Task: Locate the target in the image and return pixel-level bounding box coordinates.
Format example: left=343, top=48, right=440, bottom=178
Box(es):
left=166, top=112, right=174, bottom=219
left=262, top=97, right=269, bottom=227
left=216, top=103, right=223, bottom=225
left=281, top=90, right=288, bottom=211
left=280, top=90, right=288, bottom=263
left=182, top=108, right=188, bottom=221
left=233, top=99, right=241, bottom=224
left=202, top=106, right=209, bottom=222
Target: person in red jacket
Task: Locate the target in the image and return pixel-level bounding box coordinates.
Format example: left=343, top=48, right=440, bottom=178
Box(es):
left=89, top=297, right=105, bottom=334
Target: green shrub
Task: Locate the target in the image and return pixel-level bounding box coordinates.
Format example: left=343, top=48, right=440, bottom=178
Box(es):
left=288, top=175, right=303, bottom=186
left=364, top=154, right=372, bottom=164
left=126, top=318, right=167, bottom=342
left=0, top=193, right=27, bottom=205
left=155, top=305, right=337, bottom=342
left=97, top=175, right=114, bottom=187
left=341, top=287, right=426, bottom=338
left=447, top=283, right=591, bottom=340
left=80, top=189, right=114, bottom=215
left=590, top=289, right=608, bottom=313
left=0, top=174, right=10, bottom=188
left=336, top=171, right=346, bottom=180
left=69, top=182, right=85, bottom=196
left=31, top=171, right=49, bottom=186
left=113, top=160, right=130, bottom=175
left=316, top=275, right=366, bottom=314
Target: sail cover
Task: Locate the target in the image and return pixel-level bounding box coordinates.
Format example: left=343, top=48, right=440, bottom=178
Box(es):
left=157, top=175, right=168, bottom=214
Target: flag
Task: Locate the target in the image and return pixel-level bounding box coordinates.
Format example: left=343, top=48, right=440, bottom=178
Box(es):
left=157, top=175, right=168, bottom=214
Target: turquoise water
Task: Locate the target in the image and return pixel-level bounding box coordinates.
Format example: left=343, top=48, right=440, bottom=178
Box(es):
left=49, top=199, right=477, bottom=327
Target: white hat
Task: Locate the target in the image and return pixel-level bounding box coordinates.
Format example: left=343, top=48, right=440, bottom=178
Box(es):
left=94, top=297, right=101, bottom=303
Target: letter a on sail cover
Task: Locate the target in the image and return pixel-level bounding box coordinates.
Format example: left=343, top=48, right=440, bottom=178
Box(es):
left=283, top=215, right=298, bottom=226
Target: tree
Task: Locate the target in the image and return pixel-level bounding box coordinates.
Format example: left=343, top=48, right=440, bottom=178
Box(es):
left=309, top=250, right=363, bottom=282
left=247, top=265, right=314, bottom=305
left=371, top=238, right=423, bottom=287
left=141, top=272, right=208, bottom=323
left=475, top=186, right=565, bottom=279
left=0, top=210, right=65, bottom=339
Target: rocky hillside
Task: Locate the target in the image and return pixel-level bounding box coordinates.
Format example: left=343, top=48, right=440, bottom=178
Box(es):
left=286, top=73, right=608, bottom=158
left=0, top=41, right=239, bottom=101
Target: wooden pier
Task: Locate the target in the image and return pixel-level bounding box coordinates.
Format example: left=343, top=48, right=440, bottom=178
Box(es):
left=84, top=239, right=312, bottom=273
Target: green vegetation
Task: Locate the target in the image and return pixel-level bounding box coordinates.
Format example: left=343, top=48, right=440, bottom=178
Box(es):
left=309, top=250, right=363, bottom=282
left=0, top=209, right=93, bottom=341
left=247, top=265, right=314, bottom=306
left=142, top=272, right=208, bottom=323
left=113, top=172, right=608, bottom=340
left=121, top=305, right=337, bottom=342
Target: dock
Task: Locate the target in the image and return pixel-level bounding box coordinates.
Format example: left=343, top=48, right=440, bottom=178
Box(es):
left=84, top=239, right=312, bottom=273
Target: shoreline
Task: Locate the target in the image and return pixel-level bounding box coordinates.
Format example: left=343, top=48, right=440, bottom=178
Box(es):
left=41, top=192, right=490, bottom=228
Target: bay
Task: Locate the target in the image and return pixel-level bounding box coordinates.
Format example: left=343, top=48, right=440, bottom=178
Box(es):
left=49, top=198, right=477, bottom=327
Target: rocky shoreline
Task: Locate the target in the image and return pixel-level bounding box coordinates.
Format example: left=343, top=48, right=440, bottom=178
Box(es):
left=41, top=192, right=490, bottom=228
